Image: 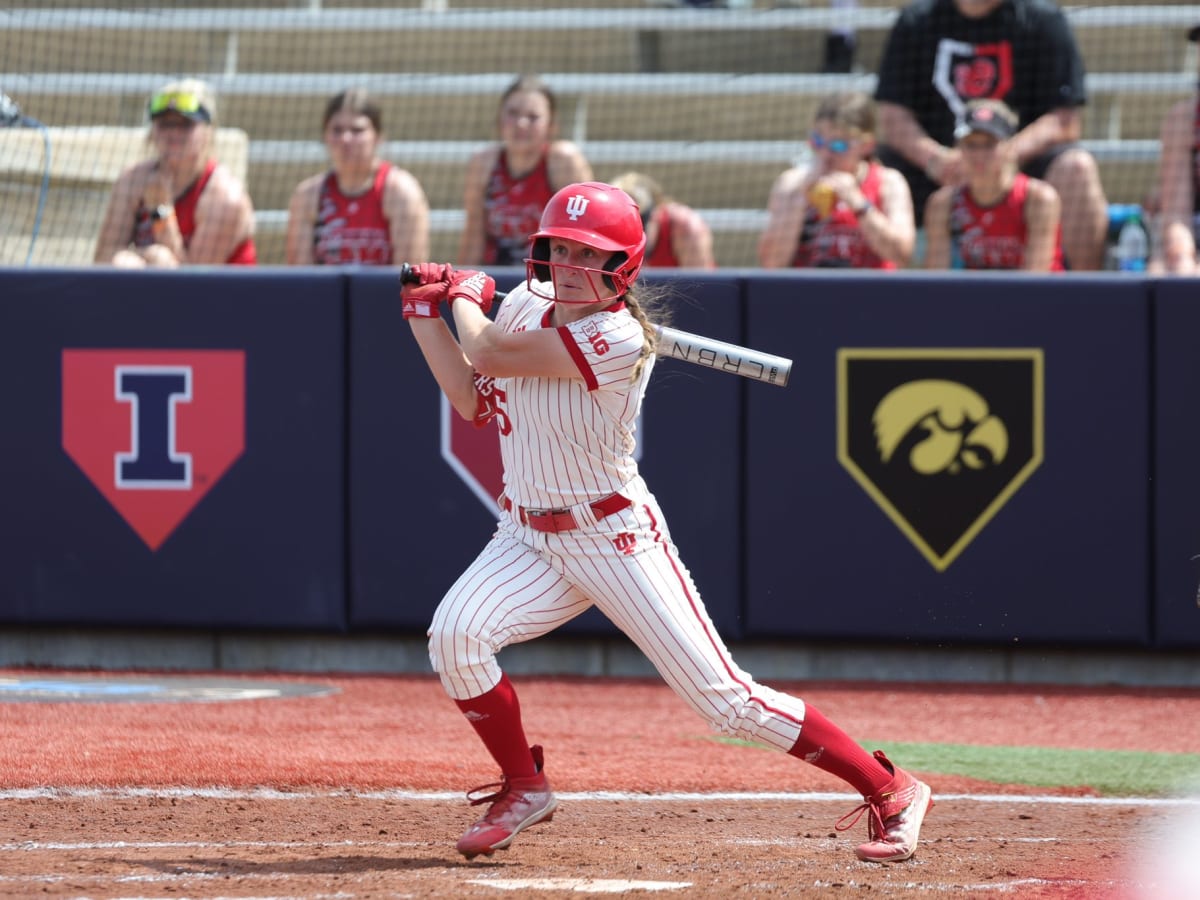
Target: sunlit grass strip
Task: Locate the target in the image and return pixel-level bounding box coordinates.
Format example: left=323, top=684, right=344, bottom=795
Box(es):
left=707, top=737, right=1200, bottom=797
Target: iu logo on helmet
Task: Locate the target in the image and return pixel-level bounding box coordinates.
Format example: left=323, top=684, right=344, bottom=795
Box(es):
left=61, top=349, right=245, bottom=551
left=564, top=194, right=589, bottom=221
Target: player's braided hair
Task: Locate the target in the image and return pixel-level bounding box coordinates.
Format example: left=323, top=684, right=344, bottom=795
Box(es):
left=623, top=282, right=671, bottom=384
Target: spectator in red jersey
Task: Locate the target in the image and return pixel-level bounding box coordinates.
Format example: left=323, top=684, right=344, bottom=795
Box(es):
left=758, top=92, right=915, bottom=269
left=924, top=99, right=1063, bottom=271
left=458, top=74, right=593, bottom=267
left=95, top=79, right=256, bottom=267
left=286, top=88, right=430, bottom=266
left=610, top=171, right=716, bottom=268
left=1148, top=24, right=1200, bottom=275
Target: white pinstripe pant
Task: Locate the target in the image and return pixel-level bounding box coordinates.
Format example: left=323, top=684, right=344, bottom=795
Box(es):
left=428, top=479, right=807, bottom=753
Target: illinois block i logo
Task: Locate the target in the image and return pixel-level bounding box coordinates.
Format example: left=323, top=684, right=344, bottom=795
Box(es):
left=838, top=348, right=1043, bottom=571
left=61, top=349, right=246, bottom=551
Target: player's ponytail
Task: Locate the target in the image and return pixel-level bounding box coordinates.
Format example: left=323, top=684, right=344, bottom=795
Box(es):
left=623, top=283, right=672, bottom=384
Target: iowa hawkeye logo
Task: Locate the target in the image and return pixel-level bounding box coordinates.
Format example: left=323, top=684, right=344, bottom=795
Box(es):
left=838, top=349, right=1043, bottom=571
left=61, top=350, right=246, bottom=551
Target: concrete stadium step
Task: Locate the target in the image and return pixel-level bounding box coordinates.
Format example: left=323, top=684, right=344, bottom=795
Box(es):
left=11, top=73, right=1188, bottom=142
left=4, top=7, right=1194, bottom=76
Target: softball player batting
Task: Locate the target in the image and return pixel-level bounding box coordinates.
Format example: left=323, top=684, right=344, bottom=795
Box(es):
left=402, top=182, right=933, bottom=863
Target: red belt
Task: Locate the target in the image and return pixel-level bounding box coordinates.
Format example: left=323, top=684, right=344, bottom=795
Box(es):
left=501, top=493, right=632, bottom=534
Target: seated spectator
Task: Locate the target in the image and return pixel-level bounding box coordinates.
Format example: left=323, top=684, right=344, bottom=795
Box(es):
left=874, top=0, right=1108, bottom=270
left=286, top=88, right=429, bottom=266
left=94, top=79, right=255, bottom=267
left=758, top=92, right=914, bottom=269
left=610, top=171, right=716, bottom=268
left=924, top=99, right=1063, bottom=271
left=458, top=74, right=593, bottom=266
left=1149, top=23, right=1200, bottom=275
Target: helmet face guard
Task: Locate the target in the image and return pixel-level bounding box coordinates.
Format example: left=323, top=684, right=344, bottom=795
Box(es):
left=525, top=182, right=647, bottom=304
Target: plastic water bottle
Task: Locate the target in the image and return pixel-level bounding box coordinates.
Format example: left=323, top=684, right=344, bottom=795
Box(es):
left=1115, top=213, right=1149, bottom=272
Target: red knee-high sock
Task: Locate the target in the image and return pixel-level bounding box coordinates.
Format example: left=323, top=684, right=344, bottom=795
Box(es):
left=454, top=673, right=537, bottom=779
left=788, top=704, right=892, bottom=797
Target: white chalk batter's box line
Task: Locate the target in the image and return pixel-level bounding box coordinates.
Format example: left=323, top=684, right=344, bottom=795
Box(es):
left=1, top=786, right=1196, bottom=806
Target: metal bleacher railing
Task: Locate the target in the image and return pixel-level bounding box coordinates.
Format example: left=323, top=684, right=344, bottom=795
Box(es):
left=2, top=4, right=1197, bottom=266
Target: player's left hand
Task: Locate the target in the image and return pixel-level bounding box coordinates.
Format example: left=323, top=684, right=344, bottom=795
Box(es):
left=447, top=269, right=496, bottom=316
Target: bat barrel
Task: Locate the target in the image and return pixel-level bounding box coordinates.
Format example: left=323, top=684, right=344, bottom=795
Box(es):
left=654, top=325, right=791, bottom=388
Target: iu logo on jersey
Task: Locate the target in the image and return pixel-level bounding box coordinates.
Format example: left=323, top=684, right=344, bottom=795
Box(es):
left=61, top=349, right=246, bottom=551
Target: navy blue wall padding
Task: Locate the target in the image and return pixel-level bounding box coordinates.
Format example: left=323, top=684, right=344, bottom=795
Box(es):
left=346, top=270, right=745, bottom=639
left=743, top=273, right=1150, bottom=645
left=344, top=270, right=509, bottom=631
left=0, top=268, right=347, bottom=629
left=1152, top=280, right=1200, bottom=648
left=0, top=267, right=1175, bottom=649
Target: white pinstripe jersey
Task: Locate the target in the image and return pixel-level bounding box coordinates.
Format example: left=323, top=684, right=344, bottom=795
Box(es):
left=476, top=279, right=654, bottom=511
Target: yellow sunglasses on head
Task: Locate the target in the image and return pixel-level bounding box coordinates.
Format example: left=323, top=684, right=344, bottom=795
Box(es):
left=148, top=91, right=211, bottom=122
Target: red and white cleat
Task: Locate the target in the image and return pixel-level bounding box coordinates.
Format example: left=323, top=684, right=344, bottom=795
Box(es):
left=836, top=750, right=934, bottom=863
left=455, top=745, right=558, bottom=860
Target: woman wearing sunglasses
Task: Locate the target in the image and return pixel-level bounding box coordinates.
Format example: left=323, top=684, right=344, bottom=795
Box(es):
left=94, top=79, right=256, bottom=267
left=758, top=92, right=914, bottom=269
left=923, top=99, right=1064, bottom=272
left=286, top=88, right=430, bottom=266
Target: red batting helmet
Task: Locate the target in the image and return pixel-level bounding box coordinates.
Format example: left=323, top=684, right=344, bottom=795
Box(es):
left=526, top=182, right=647, bottom=303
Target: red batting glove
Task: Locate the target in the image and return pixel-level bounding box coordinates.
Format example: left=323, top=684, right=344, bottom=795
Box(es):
left=400, top=262, right=453, bottom=320
left=447, top=269, right=496, bottom=316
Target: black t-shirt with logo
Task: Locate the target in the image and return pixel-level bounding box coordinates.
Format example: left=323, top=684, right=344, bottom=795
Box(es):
left=874, top=0, right=1087, bottom=222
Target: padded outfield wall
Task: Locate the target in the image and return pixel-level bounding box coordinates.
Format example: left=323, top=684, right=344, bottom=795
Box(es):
left=0, top=268, right=1193, bottom=649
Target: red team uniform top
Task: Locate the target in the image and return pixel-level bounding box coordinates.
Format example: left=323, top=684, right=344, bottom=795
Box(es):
left=133, top=159, right=257, bottom=264
left=312, top=161, right=393, bottom=265
left=483, top=148, right=556, bottom=266
left=948, top=172, right=1064, bottom=270
left=1190, top=94, right=1200, bottom=234
left=792, top=161, right=894, bottom=269
left=644, top=206, right=680, bottom=268
left=469, top=280, right=650, bottom=512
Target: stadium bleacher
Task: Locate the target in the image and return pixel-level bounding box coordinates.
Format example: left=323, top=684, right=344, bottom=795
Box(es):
left=2, top=2, right=1197, bottom=266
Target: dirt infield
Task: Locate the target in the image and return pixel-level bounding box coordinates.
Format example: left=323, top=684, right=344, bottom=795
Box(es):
left=1, top=670, right=1197, bottom=898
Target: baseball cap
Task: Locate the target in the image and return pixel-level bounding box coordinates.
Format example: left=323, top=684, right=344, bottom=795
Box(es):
left=147, top=79, right=216, bottom=124
left=954, top=99, right=1018, bottom=142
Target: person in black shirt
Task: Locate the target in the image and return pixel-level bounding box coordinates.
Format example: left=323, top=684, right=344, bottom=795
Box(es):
left=874, top=0, right=1108, bottom=270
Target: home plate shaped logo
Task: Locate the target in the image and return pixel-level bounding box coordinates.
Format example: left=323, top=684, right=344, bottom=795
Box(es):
left=61, top=349, right=245, bottom=551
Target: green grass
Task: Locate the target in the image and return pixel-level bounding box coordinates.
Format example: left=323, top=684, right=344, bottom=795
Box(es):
left=709, top=737, right=1200, bottom=796
left=867, top=741, right=1200, bottom=797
